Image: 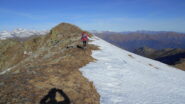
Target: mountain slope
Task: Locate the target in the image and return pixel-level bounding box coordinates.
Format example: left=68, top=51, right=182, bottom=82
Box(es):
left=80, top=36, right=185, bottom=104
left=0, top=28, right=48, bottom=40
left=134, top=47, right=185, bottom=59
left=175, top=60, right=185, bottom=70
left=0, top=23, right=100, bottom=104
left=156, top=52, right=185, bottom=65
left=133, top=47, right=185, bottom=70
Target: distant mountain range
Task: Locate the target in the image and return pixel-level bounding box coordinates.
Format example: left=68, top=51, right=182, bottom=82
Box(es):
left=0, top=28, right=49, bottom=40
left=94, top=31, right=185, bottom=51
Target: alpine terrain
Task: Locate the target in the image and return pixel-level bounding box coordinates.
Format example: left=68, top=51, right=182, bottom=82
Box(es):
left=0, top=28, right=48, bottom=40
left=0, top=23, right=100, bottom=104
left=0, top=23, right=185, bottom=104
left=80, top=36, right=185, bottom=104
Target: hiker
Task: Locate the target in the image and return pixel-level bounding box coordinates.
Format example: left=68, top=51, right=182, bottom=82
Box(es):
left=81, top=32, right=89, bottom=47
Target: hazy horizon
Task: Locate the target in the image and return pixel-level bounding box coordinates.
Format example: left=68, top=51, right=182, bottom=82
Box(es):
left=1, top=27, right=185, bottom=34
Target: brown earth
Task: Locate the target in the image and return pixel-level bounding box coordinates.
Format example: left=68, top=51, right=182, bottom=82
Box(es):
left=175, top=59, right=185, bottom=71
left=0, top=23, right=100, bottom=104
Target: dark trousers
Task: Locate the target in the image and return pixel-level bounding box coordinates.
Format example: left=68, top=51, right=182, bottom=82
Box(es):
left=83, top=41, right=87, bottom=47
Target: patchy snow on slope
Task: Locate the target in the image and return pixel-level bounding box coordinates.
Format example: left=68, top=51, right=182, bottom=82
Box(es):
left=0, top=28, right=48, bottom=40
left=80, top=36, right=185, bottom=104
left=0, top=31, right=14, bottom=39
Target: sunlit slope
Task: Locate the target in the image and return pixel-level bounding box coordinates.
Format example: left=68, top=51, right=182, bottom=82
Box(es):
left=80, top=36, right=185, bottom=104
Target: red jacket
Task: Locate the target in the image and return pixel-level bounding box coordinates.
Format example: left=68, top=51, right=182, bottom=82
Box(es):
left=81, top=33, right=88, bottom=41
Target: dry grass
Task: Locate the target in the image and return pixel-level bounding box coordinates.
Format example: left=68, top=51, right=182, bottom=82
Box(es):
left=175, top=62, right=185, bottom=71
left=0, top=44, right=100, bottom=104
left=0, top=23, right=100, bottom=104
left=128, top=54, right=134, bottom=58
left=0, top=39, right=26, bottom=71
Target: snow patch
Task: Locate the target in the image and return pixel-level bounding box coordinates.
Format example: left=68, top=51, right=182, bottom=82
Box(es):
left=80, top=36, right=185, bottom=104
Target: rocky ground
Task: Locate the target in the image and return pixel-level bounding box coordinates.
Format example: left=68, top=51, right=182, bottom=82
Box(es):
left=0, top=23, right=100, bottom=104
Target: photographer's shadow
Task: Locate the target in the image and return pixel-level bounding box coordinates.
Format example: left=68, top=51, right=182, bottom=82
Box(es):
left=40, top=88, right=71, bottom=104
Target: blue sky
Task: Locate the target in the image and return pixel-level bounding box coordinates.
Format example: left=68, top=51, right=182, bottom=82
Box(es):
left=0, top=0, right=185, bottom=32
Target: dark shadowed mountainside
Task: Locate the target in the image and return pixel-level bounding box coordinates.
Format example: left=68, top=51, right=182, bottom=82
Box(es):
left=134, top=47, right=185, bottom=70
left=134, top=47, right=185, bottom=59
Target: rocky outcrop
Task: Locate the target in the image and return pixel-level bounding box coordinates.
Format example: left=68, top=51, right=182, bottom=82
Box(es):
left=0, top=23, right=100, bottom=104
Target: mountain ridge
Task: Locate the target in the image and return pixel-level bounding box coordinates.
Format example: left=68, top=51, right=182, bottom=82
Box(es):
left=0, top=28, right=49, bottom=40
left=0, top=23, right=100, bottom=104
left=94, top=31, right=185, bottom=51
